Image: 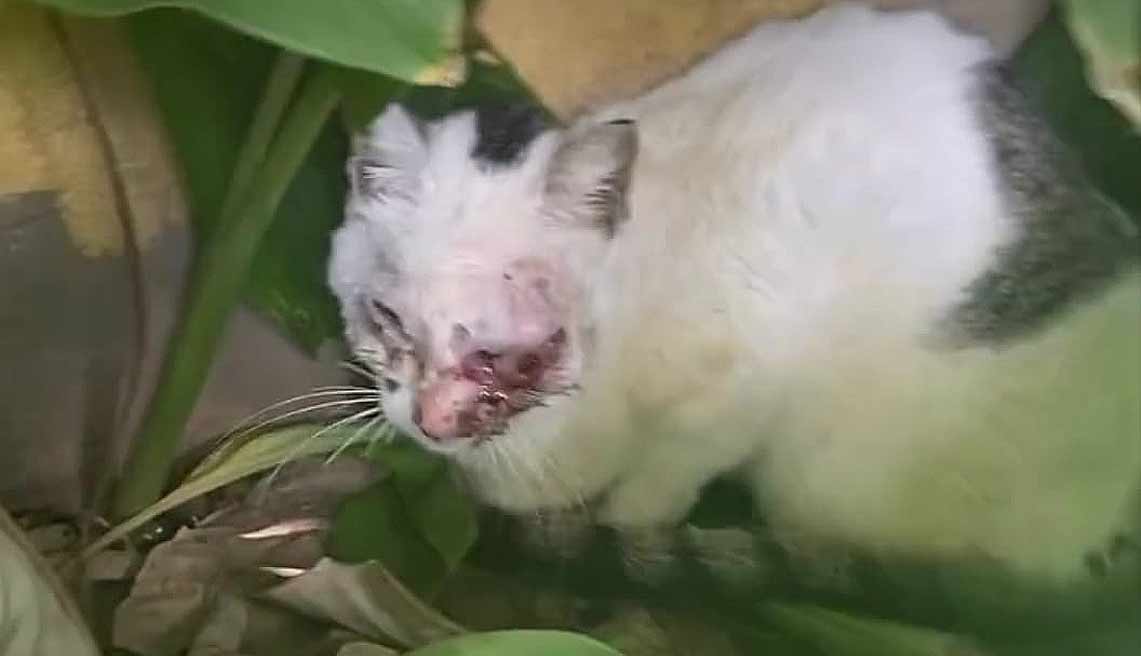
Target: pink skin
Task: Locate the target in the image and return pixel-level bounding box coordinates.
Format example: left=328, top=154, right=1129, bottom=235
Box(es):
left=407, top=256, right=574, bottom=442
left=414, top=328, right=566, bottom=441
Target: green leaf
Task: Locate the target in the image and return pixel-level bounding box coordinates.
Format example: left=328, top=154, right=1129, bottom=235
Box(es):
left=372, top=437, right=450, bottom=493
left=327, top=438, right=478, bottom=595
left=760, top=603, right=981, bottom=656
left=338, top=642, right=400, bottom=656
left=125, top=9, right=351, bottom=351
left=338, top=53, right=546, bottom=135
left=125, top=10, right=539, bottom=352
left=328, top=479, right=448, bottom=598
left=1060, top=0, right=1141, bottom=128
left=403, top=58, right=547, bottom=121
left=244, top=119, right=348, bottom=349
left=83, top=423, right=375, bottom=561
left=336, top=66, right=410, bottom=133
left=405, top=630, right=625, bottom=656
left=407, top=472, right=479, bottom=573
left=1012, top=9, right=1141, bottom=224
left=31, top=0, right=467, bottom=84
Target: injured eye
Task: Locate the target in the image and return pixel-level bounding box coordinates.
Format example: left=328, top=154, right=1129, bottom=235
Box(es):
left=367, top=298, right=404, bottom=332
left=363, top=297, right=416, bottom=368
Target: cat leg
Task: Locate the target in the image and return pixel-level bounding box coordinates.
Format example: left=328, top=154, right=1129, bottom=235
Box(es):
left=597, top=445, right=739, bottom=529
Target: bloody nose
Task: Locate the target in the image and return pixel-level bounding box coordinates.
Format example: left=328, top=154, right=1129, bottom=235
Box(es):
left=415, top=373, right=481, bottom=440
left=459, top=328, right=566, bottom=389
left=415, top=327, right=566, bottom=440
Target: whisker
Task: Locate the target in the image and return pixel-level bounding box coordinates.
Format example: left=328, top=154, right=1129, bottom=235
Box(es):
left=502, top=450, right=549, bottom=529
left=220, top=388, right=379, bottom=439
left=220, top=397, right=381, bottom=455
left=362, top=422, right=399, bottom=459
left=261, top=406, right=383, bottom=492
left=538, top=450, right=587, bottom=513
left=380, top=422, right=399, bottom=443
left=309, top=385, right=381, bottom=394
left=302, top=407, right=383, bottom=451
left=496, top=441, right=538, bottom=499
left=325, top=414, right=386, bottom=465
left=518, top=443, right=560, bottom=506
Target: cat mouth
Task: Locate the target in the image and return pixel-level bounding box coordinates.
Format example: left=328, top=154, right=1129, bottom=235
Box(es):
left=412, top=329, right=567, bottom=442
left=465, top=383, right=550, bottom=440
left=413, top=374, right=555, bottom=444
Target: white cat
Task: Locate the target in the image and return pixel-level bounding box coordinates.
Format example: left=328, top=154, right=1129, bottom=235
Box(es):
left=327, top=2, right=1141, bottom=583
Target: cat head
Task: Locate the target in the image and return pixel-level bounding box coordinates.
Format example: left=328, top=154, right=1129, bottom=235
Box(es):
left=328, top=102, right=637, bottom=454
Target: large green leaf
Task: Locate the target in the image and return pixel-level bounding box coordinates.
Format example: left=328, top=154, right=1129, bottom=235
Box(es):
left=760, top=603, right=980, bottom=656
left=125, top=7, right=539, bottom=352
left=31, top=0, right=467, bottom=84
left=124, top=11, right=538, bottom=352
left=406, top=470, right=479, bottom=573
left=80, top=422, right=375, bottom=561
left=126, top=9, right=349, bottom=350
left=328, top=439, right=478, bottom=598
left=405, top=630, right=624, bottom=656
left=328, top=478, right=449, bottom=598
left=1013, top=8, right=1141, bottom=224
left=1060, top=0, right=1141, bottom=129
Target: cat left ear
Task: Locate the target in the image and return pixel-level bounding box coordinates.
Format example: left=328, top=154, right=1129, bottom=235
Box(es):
left=349, top=103, right=427, bottom=202
left=544, top=118, right=638, bottom=236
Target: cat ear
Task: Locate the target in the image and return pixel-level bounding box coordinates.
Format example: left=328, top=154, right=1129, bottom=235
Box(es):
left=349, top=103, right=426, bottom=202
left=544, top=118, right=638, bottom=235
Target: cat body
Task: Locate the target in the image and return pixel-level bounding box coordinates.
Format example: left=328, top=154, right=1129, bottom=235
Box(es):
left=328, top=2, right=1140, bottom=583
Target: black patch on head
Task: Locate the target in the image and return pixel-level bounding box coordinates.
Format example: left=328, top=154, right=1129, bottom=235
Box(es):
left=471, top=103, right=550, bottom=168
left=944, top=62, right=1139, bottom=346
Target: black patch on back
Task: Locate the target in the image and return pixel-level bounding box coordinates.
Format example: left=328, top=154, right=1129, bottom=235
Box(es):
left=945, top=62, right=1139, bottom=346
left=471, top=103, right=550, bottom=168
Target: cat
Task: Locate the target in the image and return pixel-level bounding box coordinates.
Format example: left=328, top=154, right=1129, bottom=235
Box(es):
left=326, top=1, right=1140, bottom=593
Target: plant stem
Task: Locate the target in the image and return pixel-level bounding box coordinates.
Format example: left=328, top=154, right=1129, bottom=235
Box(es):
left=110, top=61, right=342, bottom=520
left=218, top=52, right=305, bottom=220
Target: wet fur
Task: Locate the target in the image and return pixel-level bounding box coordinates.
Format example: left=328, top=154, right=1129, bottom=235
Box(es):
left=328, top=2, right=1141, bottom=586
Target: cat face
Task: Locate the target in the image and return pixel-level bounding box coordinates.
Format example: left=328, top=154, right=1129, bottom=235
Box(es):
left=328, top=103, right=637, bottom=454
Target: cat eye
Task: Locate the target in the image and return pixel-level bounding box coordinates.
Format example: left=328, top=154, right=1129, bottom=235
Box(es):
left=369, top=299, right=403, bottom=330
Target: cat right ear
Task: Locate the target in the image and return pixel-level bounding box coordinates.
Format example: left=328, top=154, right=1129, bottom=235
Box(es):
left=544, top=118, right=638, bottom=236
left=349, top=103, right=426, bottom=202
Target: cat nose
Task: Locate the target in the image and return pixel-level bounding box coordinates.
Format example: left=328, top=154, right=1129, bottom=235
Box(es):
left=458, top=328, right=566, bottom=389
left=414, top=327, right=566, bottom=441
left=414, top=373, right=481, bottom=440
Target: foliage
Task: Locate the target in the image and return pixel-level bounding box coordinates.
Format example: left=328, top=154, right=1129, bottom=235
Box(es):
left=1059, top=0, right=1141, bottom=129
left=125, top=9, right=347, bottom=353
left=403, top=630, right=624, bottom=656
left=326, top=439, right=478, bottom=599
left=78, top=423, right=370, bottom=561
left=25, top=0, right=469, bottom=522
left=15, top=0, right=1141, bottom=654
left=29, top=0, right=467, bottom=83
left=1013, top=3, right=1141, bottom=224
